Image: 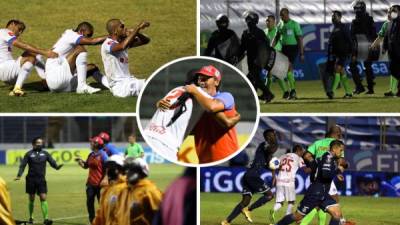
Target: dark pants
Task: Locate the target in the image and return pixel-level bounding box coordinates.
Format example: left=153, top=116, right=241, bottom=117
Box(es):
left=86, top=184, right=101, bottom=223
left=248, top=64, right=273, bottom=98
left=349, top=60, right=374, bottom=91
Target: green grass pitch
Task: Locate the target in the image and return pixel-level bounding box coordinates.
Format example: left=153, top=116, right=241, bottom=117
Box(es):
left=261, top=76, right=400, bottom=112
left=0, top=0, right=195, bottom=112
left=0, top=164, right=184, bottom=224
left=201, top=192, right=400, bottom=225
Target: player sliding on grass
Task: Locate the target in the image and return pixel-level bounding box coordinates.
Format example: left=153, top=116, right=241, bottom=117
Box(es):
left=101, top=19, right=150, bottom=97
left=45, top=21, right=109, bottom=94
left=0, top=19, right=58, bottom=96
left=15, top=137, right=63, bottom=225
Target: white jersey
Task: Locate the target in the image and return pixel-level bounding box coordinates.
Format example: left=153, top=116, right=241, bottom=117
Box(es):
left=101, top=37, right=131, bottom=83
left=144, top=86, right=211, bottom=152
left=0, top=28, right=16, bottom=62
left=52, top=29, right=83, bottom=57
left=277, top=153, right=305, bottom=187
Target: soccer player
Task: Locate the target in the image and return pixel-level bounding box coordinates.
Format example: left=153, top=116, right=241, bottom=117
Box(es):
left=98, top=131, right=121, bottom=156
left=204, top=14, right=240, bottom=65
left=92, top=154, right=127, bottom=225
left=272, top=8, right=304, bottom=100
left=264, top=15, right=289, bottom=99
left=15, top=137, right=63, bottom=225
left=0, top=176, right=17, bottom=225
left=221, top=129, right=278, bottom=225
left=185, top=65, right=240, bottom=163
left=274, top=140, right=345, bottom=225
left=75, top=136, right=108, bottom=223
left=101, top=19, right=149, bottom=97
left=326, top=11, right=353, bottom=99
left=350, top=0, right=377, bottom=94
left=125, top=134, right=144, bottom=158
left=0, top=19, right=58, bottom=96
left=270, top=144, right=310, bottom=224
left=117, top=157, right=162, bottom=224
left=45, top=21, right=108, bottom=94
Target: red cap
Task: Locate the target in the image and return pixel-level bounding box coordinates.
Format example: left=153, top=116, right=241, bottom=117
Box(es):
left=196, top=65, right=222, bottom=81
left=98, top=132, right=110, bottom=142
left=90, top=136, right=104, bottom=145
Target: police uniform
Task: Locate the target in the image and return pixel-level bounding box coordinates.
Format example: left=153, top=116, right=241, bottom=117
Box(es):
left=204, top=29, right=240, bottom=65
left=241, top=141, right=274, bottom=195
left=384, top=16, right=400, bottom=96
left=17, top=149, right=61, bottom=195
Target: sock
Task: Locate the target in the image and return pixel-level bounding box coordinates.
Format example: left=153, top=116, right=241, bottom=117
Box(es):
left=15, top=61, right=34, bottom=88
left=29, top=200, right=34, bottom=219
left=286, top=203, right=294, bottom=215
left=277, top=78, right=288, bottom=92
left=248, top=195, right=272, bottom=211
left=329, top=217, right=340, bottom=225
left=273, top=202, right=283, bottom=212
left=340, top=75, right=352, bottom=94
left=40, top=200, right=49, bottom=220
left=318, top=210, right=327, bottom=225
left=299, top=208, right=318, bottom=225
left=226, top=203, right=244, bottom=222
left=287, top=71, right=296, bottom=90
left=267, top=77, right=272, bottom=90
left=277, top=214, right=296, bottom=225
left=35, top=55, right=46, bottom=79
left=391, top=76, right=399, bottom=93
left=331, top=73, right=341, bottom=93
left=92, top=70, right=110, bottom=89
left=76, top=52, right=88, bottom=87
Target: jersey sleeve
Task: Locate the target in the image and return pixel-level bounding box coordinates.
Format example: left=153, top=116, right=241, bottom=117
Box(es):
left=71, top=32, right=83, bottom=45
left=17, top=151, right=29, bottom=177
left=378, top=21, right=388, bottom=38
left=214, top=92, right=235, bottom=110
left=46, top=151, right=59, bottom=169
left=101, top=151, right=109, bottom=162
left=294, top=22, right=303, bottom=36
left=2, top=31, right=17, bottom=46
left=104, top=40, right=116, bottom=54
left=307, top=142, right=317, bottom=156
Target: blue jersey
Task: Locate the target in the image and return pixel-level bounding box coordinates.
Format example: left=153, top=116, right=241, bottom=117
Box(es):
left=103, top=143, right=120, bottom=156
left=309, top=151, right=340, bottom=192
left=247, top=142, right=274, bottom=175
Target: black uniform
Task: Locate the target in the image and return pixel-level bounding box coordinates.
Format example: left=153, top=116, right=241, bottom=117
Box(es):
left=204, top=29, right=240, bottom=65
left=17, top=149, right=60, bottom=195
left=297, top=152, right=340, bottom=216
left=238, top=27, right=273, bottom=99
left=242, top=141, right=274, bottom=195
left=328, top=23, right=352, bottom=67
left=350, top=13, right=377, bottom=92
left=384, top=17, right=400, bottom=83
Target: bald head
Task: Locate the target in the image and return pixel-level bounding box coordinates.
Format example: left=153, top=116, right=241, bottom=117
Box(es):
left=327, top=125, right=342, bottom=139
left=106, top=19, right=122, bottom=35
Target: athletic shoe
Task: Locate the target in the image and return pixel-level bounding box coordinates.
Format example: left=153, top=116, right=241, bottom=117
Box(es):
left=343, top=94, right=353, bottom=99
left=397, top=91, right=400, bottom=97
left=265, top=94, right=275, bottom=103
left=241, top=207, right=253, bottom=223
left=384, top=91, right=395, bottom=97
left=269, top=209, right=276, bottom=224
left=366, top=89, right=374, bottom=94
left=76, top=84, right=101, bottom=94
left=289, top=90, right=297, bottom=100
left=326, top=91, right=334, bottom=99
left=28, top=218, right=34, bottom=224
left=221, top=220, right=231, bottom=225
left=43, top=219, right=53, bottom=225
left=353, top=87, right=365, bottom=95
left=282, top=91, right=289, bottom=99
left=9, top=86, right=25, bottom=96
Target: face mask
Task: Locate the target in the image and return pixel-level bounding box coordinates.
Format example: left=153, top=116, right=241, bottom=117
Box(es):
left=391, top=12, right=398, bottom=19
left=33, top=146, right=43, bottom=151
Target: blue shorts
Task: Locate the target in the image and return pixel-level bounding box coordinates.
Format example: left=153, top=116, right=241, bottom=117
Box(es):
left=297, top=186, right=338, bottom=215
left=241, top=170, right=271, bottom=195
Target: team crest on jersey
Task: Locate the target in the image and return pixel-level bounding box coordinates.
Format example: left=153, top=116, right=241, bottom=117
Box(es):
left=109, top=195, right=118, bottom=204
left=8, top=32, right=14, bottom=36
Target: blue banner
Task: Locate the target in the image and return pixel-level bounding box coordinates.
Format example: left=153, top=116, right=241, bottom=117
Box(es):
left=201, top=167, right=400, bottom=197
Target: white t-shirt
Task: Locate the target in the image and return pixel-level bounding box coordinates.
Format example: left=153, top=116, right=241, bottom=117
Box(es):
left=144, top=86, right=211, bottom=151
left=52, top=29, right=83, bottom=57
left=0, top=28, right=16, bottom=62
left=277, top=153, right=305, bottom=187
left=101, top=37, right=131, bottom=83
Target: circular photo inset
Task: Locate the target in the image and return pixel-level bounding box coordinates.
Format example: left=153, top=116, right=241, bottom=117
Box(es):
left=137, top=56, right=259, bottom=166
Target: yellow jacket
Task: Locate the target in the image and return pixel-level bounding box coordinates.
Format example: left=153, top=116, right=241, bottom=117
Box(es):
left=0, top=177, right=16, bottom=225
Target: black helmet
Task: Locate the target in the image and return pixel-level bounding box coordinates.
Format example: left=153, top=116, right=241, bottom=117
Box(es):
left=244, top=11, right=259, bottom=25
left=353, top=1, right=366, bottom=13
left=216, top=14, right=229, bottom=29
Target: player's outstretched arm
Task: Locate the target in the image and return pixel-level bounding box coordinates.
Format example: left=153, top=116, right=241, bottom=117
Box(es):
left=213, top=112, right=240, bottom=129
left=111, top=21, right=150, bottom=52
left=185, top=84, right=225, bottom=113
left=75, top=157, right=87, bottom=169
left=15, top=152, right=29, bottom=180
left=78, top=35, right=107, bottom=45
left=45, top=151, right=63, bottom=170
left=12, top=39, right=58, bottom=58
left=128, top=32, right=150, bottom=48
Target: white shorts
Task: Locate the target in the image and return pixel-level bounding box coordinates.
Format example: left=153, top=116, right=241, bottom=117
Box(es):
left=45, top=57, right=77, bottom=92
left=329, top=181, right=338, bottom=195
left=110, top=77, right=145, bottom=97
left=275, top=185, right=296, bottom=203
left=0, top=57, right=21, bottom=84
left=146, top=136, right=178, bottom=162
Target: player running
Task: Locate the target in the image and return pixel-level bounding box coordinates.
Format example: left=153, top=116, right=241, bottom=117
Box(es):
left=273, top=140, right=346, bottom=225
left=15, top=137, right=63, bottom=225
left=101, top=19, right=149, bottom=97
left=221, top=129, right=278, bottom=225
left=0, top=19, right=58, bottom=96
left=270, top=144, right=310, bottom=224
left=45, top=21, right=109, bottom=94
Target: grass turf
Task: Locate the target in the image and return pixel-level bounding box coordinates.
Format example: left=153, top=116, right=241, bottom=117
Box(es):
left=0, top=164, right=183, bottom=224
left=0, top=0, right=195, bottom=112
left=201, top=192, right=400, bottom=225
left=261, top=76, right=400, bottom=112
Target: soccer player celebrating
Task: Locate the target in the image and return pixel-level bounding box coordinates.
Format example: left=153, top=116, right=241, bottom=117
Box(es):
left=221, top=129, right=277, bottom=225
left=270, top=144, right=310, bottom=224
left=0, top=19, right=58, bottom=96
left=15, top=137, right=63, bottom=225
left=274, top=140, right=346, bottom=225
left=101, top=19, right=149, bottom=97
left=75, top=136, right=108, bottom=223
left=272, top=8, right=304, bottom=100
left=45, top=21, right=109, bottom=94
